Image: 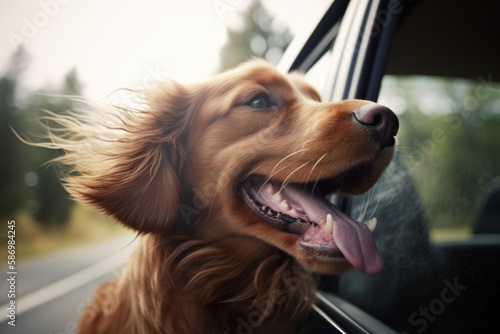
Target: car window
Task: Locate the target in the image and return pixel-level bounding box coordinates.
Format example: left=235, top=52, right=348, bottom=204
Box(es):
left=323, top=1, right=500, bottom=333
left=347, top=75, right=500, bottom=334
left=304, top=51, right=332, bottom=99
left=379, top=75, right=500, bottom=241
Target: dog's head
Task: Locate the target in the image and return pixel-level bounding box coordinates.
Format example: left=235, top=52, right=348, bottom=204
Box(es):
left=63, top=60, right=398, bottom=275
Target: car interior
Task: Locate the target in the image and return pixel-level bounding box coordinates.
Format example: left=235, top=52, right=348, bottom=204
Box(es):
left=280, top=0, right=500, bottom=333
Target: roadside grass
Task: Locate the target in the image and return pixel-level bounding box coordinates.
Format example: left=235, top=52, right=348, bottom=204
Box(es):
left=1, top=204, right=131, bottom=262
left=430, top=226, right=471, bottom=243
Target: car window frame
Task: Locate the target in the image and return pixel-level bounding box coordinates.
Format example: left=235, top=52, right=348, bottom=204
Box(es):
left=278, top=0, right=407, bottom=332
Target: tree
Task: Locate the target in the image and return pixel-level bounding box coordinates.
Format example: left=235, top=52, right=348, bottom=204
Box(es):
left=218, top=0, right=292, bottom=71
left=0, top=49, right=81, bottom=227
left=0, top=47, right=29, bottom=220
left=391, top=77, right=500, bottom=230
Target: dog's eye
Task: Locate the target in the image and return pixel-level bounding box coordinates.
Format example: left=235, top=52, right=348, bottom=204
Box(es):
left=245, top=93, right=275, bottom=109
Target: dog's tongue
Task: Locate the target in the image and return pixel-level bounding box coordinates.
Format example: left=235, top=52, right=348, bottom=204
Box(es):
left=281, top=185, right=383, bottom=275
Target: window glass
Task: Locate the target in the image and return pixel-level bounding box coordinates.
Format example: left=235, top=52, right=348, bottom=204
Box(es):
left=333, top=56, right=500, bottom=334
left=304, top=51, right=332, bottom=98
left=379, top=75, right=500, bottom=241
left=336, top=74, right=500, bottom=334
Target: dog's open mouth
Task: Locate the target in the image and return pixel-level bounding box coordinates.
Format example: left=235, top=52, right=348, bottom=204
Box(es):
left=240, top=175, right=383, bottom=274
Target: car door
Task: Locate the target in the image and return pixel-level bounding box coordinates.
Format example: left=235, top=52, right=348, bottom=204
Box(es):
left=279, top=0, right=500, bottom=333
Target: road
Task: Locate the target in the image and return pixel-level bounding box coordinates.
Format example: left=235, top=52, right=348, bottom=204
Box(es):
left=0, top=234, right=138, bottom=334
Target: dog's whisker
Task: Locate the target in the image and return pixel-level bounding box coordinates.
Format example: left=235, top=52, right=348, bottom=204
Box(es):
left=306, top=153, right=327, bottom=183
left=270, top=148, right=310, bottom=176
left=357, top=188, right=373, bottom=222
left=279, top=162, right=310, bottom=193
left=256, top=165, right=289, bottom=198
left=253, top=148, right=309, bottom=198
left=300, top=140, right=317, bottom=151
left=306, top=153, right=328, bottom=197
left=261, top=148, right=312, bottom=195
left=368, top=195, right=381, bottom=222
left=309, top=173, right=324, bottom=202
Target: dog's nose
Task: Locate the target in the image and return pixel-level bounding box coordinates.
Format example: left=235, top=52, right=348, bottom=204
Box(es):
left=353, top=104, right=399, bottom=147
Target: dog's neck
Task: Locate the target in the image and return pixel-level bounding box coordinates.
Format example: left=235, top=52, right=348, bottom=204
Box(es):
left=85, top=233, right=316, bottom=333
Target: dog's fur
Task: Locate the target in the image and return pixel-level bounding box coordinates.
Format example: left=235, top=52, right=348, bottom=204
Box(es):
left=43, top=60, right=395, bottom=333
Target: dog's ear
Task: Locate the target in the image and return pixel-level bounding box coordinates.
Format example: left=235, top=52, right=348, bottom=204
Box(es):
left=61, top=81, right=193, bottom=233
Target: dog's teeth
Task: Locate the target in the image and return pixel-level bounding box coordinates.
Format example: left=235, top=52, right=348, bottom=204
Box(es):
left=267, top=209, right=273, bottom=216
left=365, top=218, right=377, bottom=232
left=278, top=199, right=290, bottom=211
left=261, top=205, right=267, bottom=211
left=272, top=191, right=283, bottom=203
left=325, top=214, right=333, bottom=235
left=265, top=183, right=274, bottom=195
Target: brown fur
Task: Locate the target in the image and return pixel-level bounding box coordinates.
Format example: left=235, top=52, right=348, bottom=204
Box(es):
left=41, top=60, right=394, bottom=333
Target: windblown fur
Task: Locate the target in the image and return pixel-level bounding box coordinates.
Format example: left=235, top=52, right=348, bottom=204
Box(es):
left=33, top=60, right=395, bottom=333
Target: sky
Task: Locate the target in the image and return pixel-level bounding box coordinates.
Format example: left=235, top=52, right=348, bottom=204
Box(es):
left=0, top=0, right=331, bottom=99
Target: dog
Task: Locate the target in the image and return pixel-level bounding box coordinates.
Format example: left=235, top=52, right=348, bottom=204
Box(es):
left=45, top=59, right=398, bottom=333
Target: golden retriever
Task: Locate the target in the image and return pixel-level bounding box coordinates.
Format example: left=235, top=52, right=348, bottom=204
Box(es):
left=44, top=59, right=398, bottom=333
